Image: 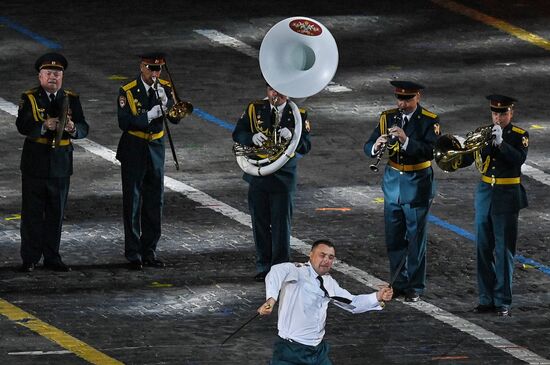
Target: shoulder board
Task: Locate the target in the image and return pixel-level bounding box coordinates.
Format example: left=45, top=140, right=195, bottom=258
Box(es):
left=298, top=108, right=306, bottom=113
left=382, top=108, right=399, bottom=115
left=421, top=108, right=438, bottom=119
left=23, top=87, right=39, bottom=95
left=251, top=99, right=267, bottom=107
left=512, top=126, right=526, bottom=134
left=159, top=79, right=172, bottom=88
left=122, top=80, right=138, bottom=91
left=63, top=89, right=78, bottom=97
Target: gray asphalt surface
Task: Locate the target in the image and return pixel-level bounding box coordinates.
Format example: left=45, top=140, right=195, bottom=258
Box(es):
left=1, top=1, right=549, bottom=364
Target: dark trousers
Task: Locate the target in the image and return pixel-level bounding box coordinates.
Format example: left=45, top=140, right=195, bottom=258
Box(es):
left=121, top=157, right=163, bottom=262
left=248, top=189, right=293, bottom=273
left=20, top=175, right=70, bottom=265
left=475, top=208, right=518, bottom=308
left=384, top=200, right=431, bottom=294
left=271, top=338, right=332, bottom=365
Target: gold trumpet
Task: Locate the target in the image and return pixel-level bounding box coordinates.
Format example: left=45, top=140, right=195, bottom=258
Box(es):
left=434, top=125, right=493, bottom=172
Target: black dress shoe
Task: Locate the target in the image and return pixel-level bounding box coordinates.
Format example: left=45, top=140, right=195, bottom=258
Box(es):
left=404, top=291, right=420, bottom=302
left=128, top=260, right=143, bottom=270
left=43, top=261, right=71, bottom=272
left=254, top=271, right=268, bottom=282
left=472, top=304, right=496, bottom=313
left=496, top=306, right=510, bottom=317
left=19, top=262, right=35, bottom=272
left=143, top=258, right=165, bottom=268
left=391, top=288, right=405, bottom=299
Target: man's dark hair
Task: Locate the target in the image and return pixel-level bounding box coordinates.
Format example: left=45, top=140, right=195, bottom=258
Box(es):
left=311, top=239, right=335, bottom=250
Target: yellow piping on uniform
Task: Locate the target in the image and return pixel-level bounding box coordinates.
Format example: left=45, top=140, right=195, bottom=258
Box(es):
left=125, top=90, right=138, bottom=116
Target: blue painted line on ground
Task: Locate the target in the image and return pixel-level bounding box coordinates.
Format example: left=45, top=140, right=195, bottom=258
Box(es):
left=0, top=16, right=62, bottom=49
left=193, top=107, right=235, bottom=131
left=193, top=107, right=550, bottom=277
left=428, top=215, right=475, bottom=241
left=429, top=214, right=550, bottom=276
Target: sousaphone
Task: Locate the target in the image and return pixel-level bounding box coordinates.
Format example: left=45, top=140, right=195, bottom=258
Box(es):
left=234, top=16, right=339, bottom=176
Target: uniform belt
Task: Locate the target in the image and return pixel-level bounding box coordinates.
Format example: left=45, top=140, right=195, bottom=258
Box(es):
left=28, top=137, right=71, bottom=146
left=388, top=160, right=431, bottom=172
left=481, top=175, right=520, bottom=185
left=128, top=130, right=164, bottom=141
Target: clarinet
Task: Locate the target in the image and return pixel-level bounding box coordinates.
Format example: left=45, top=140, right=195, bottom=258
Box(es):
left=369, top=110, right=403, bottom=172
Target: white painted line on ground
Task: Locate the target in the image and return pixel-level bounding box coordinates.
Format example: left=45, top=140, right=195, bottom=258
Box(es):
left=194, top=29, right=352, bottom=93
left=2, top=94, right=549, bottom=364
left=0, top=97, right=19, bottom=116
left=193, top=29, right=259, bottom=58
left=9, top=350, right=72, bottom=356
left=77, top=138, right=550, bottom=365
left=522, top=164, right=550, bottom=186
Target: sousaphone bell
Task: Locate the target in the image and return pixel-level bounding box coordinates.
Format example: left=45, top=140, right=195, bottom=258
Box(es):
left=234, top=16, right=339, bottom=176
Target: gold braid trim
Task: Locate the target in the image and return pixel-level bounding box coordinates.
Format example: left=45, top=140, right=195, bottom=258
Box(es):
left=126, top=90, right=138, bottom=116
left=474, top=150, right=490, bottom=174
left=25, top=93, right=45, bottom=122
left=248, top=103, right=256, bottom=132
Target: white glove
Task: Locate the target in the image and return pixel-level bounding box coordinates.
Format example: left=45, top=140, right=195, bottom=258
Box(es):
left=155, top=86, right=168, bottom=107
left=279, top=127, right=292, bottom=140
left=252, top=132, right=268, bottom=146
left=492, top=124, right=503, bottom=146
left=147, top=105, right=163, bottom=122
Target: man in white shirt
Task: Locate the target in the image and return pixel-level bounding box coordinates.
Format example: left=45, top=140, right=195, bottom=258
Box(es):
left=258, top=239, right=393, bottom=364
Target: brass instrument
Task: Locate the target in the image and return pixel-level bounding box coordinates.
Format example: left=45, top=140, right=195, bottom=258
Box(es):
left=434, top=125, right=494, bottom=172
left=52, top=93, right=70, bottom=149
left=234, top=16, right=338, bottom=177
left=233, top=97, right=290, bottom=162
left=370, top=111, right=403, bottom=172
left=152, top=60, right=193, bottom=171
left=162, top=61, right=193, bottom=119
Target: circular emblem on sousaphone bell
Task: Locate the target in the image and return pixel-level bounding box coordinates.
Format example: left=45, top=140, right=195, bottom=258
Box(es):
left=288, top=19, right=323, bottom=36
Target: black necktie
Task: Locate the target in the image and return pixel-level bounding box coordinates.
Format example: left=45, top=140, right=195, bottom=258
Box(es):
left=148, top=87, right=156, bottom=106
left=317, top=275, right=352, bottom=304
left=48, top=93, right=57, bottom=116
left=271, top=107, right=277, bottom=124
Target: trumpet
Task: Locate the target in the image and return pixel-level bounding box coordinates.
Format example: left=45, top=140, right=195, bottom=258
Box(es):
left=370, top=111, right=403, bottom=172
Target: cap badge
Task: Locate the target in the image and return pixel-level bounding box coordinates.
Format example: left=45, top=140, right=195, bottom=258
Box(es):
left=289, top=19, right=322, bottom=36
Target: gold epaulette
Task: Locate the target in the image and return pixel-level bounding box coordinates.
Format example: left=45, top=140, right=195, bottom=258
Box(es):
left=122, top=80, right=138, bottom=91
left=23, top=87, right=39, bottom=95
left=159, top=79, right=172, bottom=88
left=382, top=108, right=399, bottom=115
left=298, top=108, right=306, bottom=113
left=421, top=108, right=438, bottom=119
left=512, top=126, right=526, bottom=134
left=63, top=89, right=78, bottom=97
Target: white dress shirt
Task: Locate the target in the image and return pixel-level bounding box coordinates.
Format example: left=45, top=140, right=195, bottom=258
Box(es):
left=265, top=262, right=383, bottom=346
